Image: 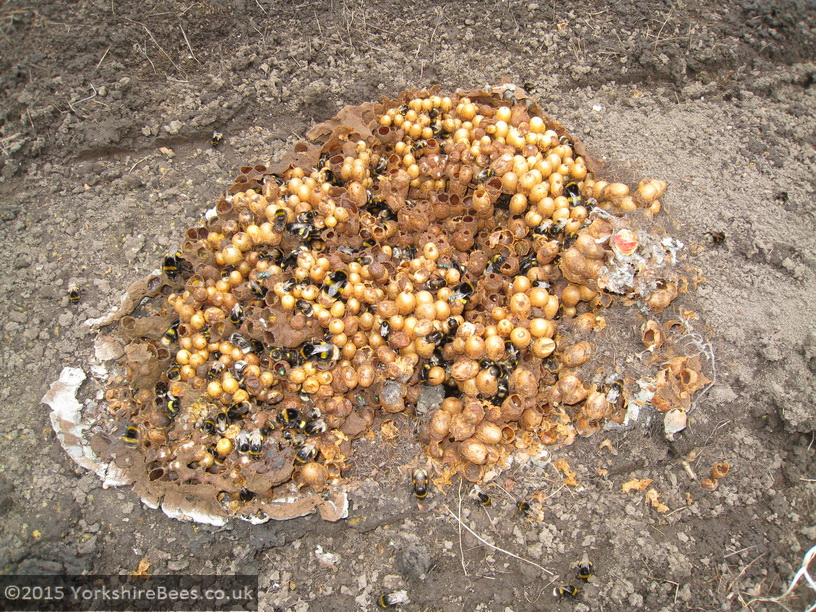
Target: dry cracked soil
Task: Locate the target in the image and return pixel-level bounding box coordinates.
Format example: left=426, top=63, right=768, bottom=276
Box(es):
left=1, top=0, right=815, bottom=610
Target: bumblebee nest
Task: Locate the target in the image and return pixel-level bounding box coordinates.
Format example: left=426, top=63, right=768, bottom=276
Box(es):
left=85, top=84, right=710, bottom=524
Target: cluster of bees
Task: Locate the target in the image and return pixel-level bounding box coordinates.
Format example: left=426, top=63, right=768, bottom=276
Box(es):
left=103, top=85, right=698, bottom=521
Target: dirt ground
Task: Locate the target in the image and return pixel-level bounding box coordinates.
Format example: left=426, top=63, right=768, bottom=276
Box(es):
left=1, top=0, right=815, bottom=610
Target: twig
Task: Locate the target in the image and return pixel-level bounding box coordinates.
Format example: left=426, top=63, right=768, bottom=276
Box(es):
left=645, top=575, right=680, bottom=605
left=254, top=0, right=267, bottom=14
left=129, top=155, right=151, bottom=173
left=745, top=544, right=816, bottom=611
left=179, top=23, right=198, bottom=63
left=456, top=480, right=468, bottom=577
left=727, top=552, right=766, bottom=594
left=68, top=84, right=97, bottom=113
left=725, top=545, right=757, bottom=559
left=443, top=505, right=553, bottom=575
left=96, top=45, right=111, bottom=69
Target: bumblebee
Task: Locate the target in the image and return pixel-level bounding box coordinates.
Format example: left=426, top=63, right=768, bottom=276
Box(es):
left=295, top=441, right=318, bottom=464
left=160, top=320, right=180, bottom=347
left=304, top=419, right=327, bottom=435
left=215, top=410, right=229, bottom=433
left=260, top=420, right=276, bottom=437
left=239, top=487, right=255, bottom=502
left=379, top=320, right=391, bottom=340
left=390, top=245, right=416, bottom=262
left=563, top=232, right=579, bottom=249
left=249, top=279, right=267, bottom=299
left=166, top=363, right=181, bottom=380
left=425, top=330, right=443, bottom=345
left=166, top=397, right=180, bottom=419
left=68, top=283, right=81, bottom=304
left=378, top=590, right=409, bottom=608
left=207, top=361, right=225, bottom=380
left=559, top=134, right=574, bottom=149
left=233, top=360, right=249, bottom=379
left=162, top=251, right=186, bottom=280
left=288, top=221, right=317, bottom=240
left=606, top=380, right=623, bottom=405
left=227, top=401, right=250, bottom=421
left=519, top=255, right=538, bottom=275
left=577, top=561, right=594, bottom=581
left=451, top=281, right=475, bottom=306
left=296, top=299, right=314, bottom=317
left=361, top=236, right=377, bottom=249
left=410, top=139, right=427, bottom=154
left=201, top=418, right=217, bottom=435
left=412, top=468, right=429, bottom=499
left=229, top=303, right=244, bottom=326
left=485, top=253, right=506, bottom=274
left=564, top=180, right=583, bottom=207
left=398, top=104, right=409, bottom=115
left=705, top=230, right=727, bottom=244
left=236, top=430, right=250, bottom=454
left=123, top=423, right=139, bottom=447
left=273, top=208, right=289, bottom=232
left=517, top=500, right=532, bottom=516
left=423, top=276, right=447, bottom=291
left=277, top=407, right=302, bottom=427
left=554, top=585, right=579, bottom=598
left=230, top=333, right=253, bottom=355
left=249, top=429, right=264, bottom=456
left=443, top=316, right=460, bottom=338
left=300, top=341, right=340, bottom=364
left=372, top=156, right=388, bottom=176
left=475, top=167, right=495, bottom=183
left=211, top=131, right=223, bottom=147
left=470, top=486, right=491, bottom=506
left=281, top=246, right=307, bottom=269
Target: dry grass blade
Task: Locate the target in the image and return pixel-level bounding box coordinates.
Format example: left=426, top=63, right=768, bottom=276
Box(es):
left=443, top=505, right=553, bottom=576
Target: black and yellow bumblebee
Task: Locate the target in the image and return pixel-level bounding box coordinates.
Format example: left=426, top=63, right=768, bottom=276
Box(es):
left=277, top=407, right=302, bottom=428
left=160, top=320, right=180, bottom=347
left=295, top=299, right=314, bottom=317
left=123, top=423, right=139, bottom=447
left=162, top=251, right=188, bottom=281
left=451, top=281, right=475, bottom=306
left=577, top=561, right=594, bottom=581
left=207, top=361, right=225, bottom=381
left=201, top=418, right=217, bottom=436
left=236, top=430, right=251, bottom=454
left=215, top=410, right=229, bottom=433
left=295, top=442, right=318, bottom=464
left=166, top=363, right=181, bottom=380
left=300, top=341, right=340, bottom=364
left=377, top=590, right=409, bottom=608
left=475, top=167, right=495, bottom=183
left=229, top=303, right=244, bottom=326
left=517, top=500, right=532, bottom=516
left=272, top=207, right=289, bottom=232
left=248, top=430, right=264, bottom=457
left=68, top=283, right=81, bottom=304
left=470, top=486, right=491, bottom=506
left=304, top=419, right=327, bottom=435
left=239, top=487, right=255, bottom=502
left=554, top=585, right=580, bottom=598
left=559, top=134, right=574, bottom=149
left=412, top=468, right=429, bottom=499
left=485, top=253, right=506, bottom=274
left=166, top=396, right=180, bottom=419
left=564, top=180, right=583, bottom=208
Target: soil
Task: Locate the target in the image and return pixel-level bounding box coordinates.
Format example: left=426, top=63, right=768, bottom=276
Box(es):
left=1, top=0, right=815, bottom=610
